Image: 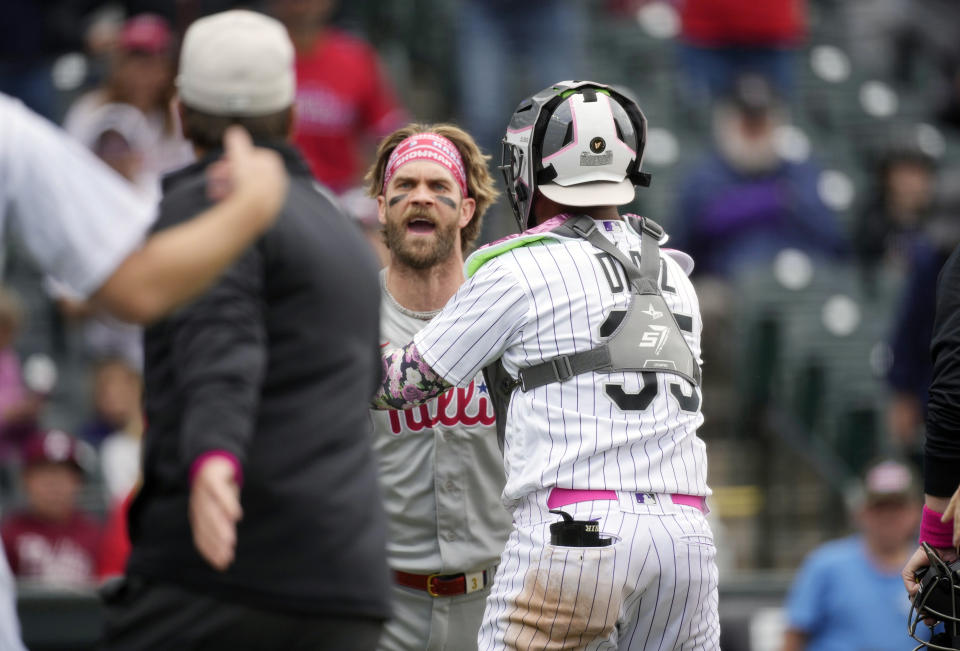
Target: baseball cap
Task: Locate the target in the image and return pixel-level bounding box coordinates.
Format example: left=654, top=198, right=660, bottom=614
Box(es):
left=22, top=430, right=84, bottom=473
left=862, top=458, right=917, bottom=504
left=177, top=10, right=295, bottom=117
left=119, top=14, right=173, bottom=55
left=75, top=103, right=153, bottom=153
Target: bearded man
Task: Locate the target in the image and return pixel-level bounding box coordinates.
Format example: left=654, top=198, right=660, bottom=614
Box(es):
left=364, top=124, right=510, bottom=651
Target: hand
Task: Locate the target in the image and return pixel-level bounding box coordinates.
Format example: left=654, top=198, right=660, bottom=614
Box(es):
left=213, top=126, right=289, bottom=225
left=904, top=546, right=931, bottom=597
left=942, top=486, right=960, bottom=548
left=189, top=456, right=243, bottom=571
left=903, top=545, right=959, bottom=597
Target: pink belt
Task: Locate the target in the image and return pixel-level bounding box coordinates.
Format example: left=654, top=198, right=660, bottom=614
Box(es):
left=547, top=487, right=708, bottom=514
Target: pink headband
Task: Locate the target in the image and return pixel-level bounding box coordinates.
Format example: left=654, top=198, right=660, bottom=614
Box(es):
left=383, top=133, right=468, bottom=197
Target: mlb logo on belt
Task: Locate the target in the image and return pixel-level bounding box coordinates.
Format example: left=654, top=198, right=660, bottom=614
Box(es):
left=635, top=493, right=658, bottom=504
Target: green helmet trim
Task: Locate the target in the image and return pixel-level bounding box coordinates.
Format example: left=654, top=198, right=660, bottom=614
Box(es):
left=559, top=88, right=611, bottom=99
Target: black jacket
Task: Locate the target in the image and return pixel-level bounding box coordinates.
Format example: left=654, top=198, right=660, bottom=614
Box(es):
left=926, top=242, right=960, bottom=497
left=127, top=143, right=390, bottom=618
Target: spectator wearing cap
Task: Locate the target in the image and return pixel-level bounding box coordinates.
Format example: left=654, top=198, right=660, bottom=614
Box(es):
left=101, top=11, right=388, bottom=650
left=670, top=74, right=848, bottom=280
left=64, top=14, right=193, bottom=182
left=69, top=102, right=157, bottom=200
left=782, top=459, right=929, bottom=651
left=0, top=430, right=101, bottom=588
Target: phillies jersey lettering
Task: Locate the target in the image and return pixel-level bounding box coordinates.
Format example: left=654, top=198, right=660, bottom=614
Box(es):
left=371, top=272, right=511, bottom=576
left=387, top=381, right=496, bottom=434
left=14, top=534, right=94, bottom=585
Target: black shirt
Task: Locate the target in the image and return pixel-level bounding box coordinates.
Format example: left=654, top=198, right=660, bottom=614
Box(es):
left=127, top=143, right=390, bottom=618
left=925, top=242, right=960, bottom=497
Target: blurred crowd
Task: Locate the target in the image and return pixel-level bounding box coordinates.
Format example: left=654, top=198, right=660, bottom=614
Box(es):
left=1, top=0, right=959, bottom=647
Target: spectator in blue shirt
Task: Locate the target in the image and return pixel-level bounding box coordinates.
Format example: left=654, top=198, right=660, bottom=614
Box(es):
left=782, top=459, right=928, bottom=651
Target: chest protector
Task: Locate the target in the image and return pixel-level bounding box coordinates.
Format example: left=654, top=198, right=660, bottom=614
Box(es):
left=482, top=215, right=701, bottom=449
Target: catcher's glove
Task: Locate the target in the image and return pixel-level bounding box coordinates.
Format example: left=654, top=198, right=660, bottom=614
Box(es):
left=911, top=542, right=960, bottom=650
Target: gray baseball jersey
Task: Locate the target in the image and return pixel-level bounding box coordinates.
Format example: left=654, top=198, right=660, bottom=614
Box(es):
left=372, top=272, right=512, bottom=650
left=372, top=272, right=512, bottom=574
left=370, top=271, right=510, bottom=651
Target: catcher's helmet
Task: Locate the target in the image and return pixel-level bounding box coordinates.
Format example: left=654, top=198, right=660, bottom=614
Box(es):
left=910, top=543, right=960, bottom=650
left=500, top=80, right=651, bottom=232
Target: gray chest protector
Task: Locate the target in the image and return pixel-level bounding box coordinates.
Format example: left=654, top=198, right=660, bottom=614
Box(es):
left=482, top=215, right=701, bottom=449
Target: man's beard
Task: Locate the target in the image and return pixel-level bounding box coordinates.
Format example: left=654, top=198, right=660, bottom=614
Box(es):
left=383, top=206, right=459, bottom=269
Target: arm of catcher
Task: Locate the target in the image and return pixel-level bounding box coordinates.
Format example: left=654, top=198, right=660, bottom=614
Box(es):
left=371, top=342, right=452, bottom=411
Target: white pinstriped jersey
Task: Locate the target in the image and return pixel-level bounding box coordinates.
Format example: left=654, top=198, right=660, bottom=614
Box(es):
left=0, top=94, right=155, bottom=298
left=370, top=272, right=512, bottom=575
left=414, top=217, right=709, bottom=507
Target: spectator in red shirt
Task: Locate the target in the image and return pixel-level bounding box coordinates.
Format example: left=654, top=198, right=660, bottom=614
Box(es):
left=269, top=0, right=407, bottom=194
left=1, top=430, right=101, bottom=588
left=678, top=0, right=807, bottom=105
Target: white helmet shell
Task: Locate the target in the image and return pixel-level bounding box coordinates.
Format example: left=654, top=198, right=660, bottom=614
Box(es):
left=501, top=81, right=650, bottom=231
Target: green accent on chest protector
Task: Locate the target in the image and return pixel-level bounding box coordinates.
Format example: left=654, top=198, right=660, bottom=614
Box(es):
left=481, top=215, right=701, bottom=452
left=465, top=234, right=558, bottom=278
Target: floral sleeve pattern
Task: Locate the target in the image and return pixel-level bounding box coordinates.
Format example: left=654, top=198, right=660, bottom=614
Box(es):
left=371, top=342, right=453, bottom=410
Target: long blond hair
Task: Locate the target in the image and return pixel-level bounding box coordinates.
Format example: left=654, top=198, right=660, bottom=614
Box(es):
left=366, top=123, right=499, bottom=254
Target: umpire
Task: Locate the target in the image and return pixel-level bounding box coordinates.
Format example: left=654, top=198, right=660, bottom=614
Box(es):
left=101, top=11, right=390, bottom=650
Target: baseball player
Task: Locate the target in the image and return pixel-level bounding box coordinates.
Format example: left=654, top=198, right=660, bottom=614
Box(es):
left=372, top=80, right=718, bottom=649
left=365, top=124, right=512, bottom=650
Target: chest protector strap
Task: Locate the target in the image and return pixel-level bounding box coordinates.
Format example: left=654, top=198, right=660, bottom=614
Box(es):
left=482, top=215, right=700, bottom=449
